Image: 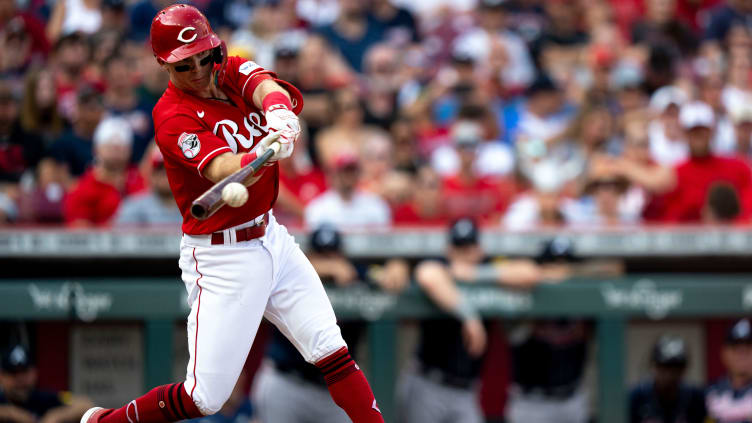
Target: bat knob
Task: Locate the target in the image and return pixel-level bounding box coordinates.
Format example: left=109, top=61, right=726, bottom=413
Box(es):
left=191, top=203, right=208, bottom=220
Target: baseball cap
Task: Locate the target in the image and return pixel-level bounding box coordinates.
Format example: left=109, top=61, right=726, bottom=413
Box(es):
left=1, top=344, right=32, bottom=373
left=536, top=236, right=579, bottom=264
left=452, top=121, right=482, bottom=148
left=449, top=218, right=479, bottom=247
left=310, top=224, right=342, bottom=253
left=679, top=101, right=714, bottom=130
left=652, top=335, right=688, bottom=366
left=726, top=318, right=752, bottom=344
left=649, top=86, right=688, bottom=114
left=94, top=116, right=134, bottom=148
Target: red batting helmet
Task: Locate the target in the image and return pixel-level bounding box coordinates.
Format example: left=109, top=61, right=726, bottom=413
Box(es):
left=150, top=4, right=220, bottom=63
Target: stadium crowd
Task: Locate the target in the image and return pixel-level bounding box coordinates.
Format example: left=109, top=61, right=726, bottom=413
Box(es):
left=2, top=0, right=752, bottom=228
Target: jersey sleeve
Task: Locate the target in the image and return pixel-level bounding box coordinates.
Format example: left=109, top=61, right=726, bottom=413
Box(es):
left=155, top=114, right=233, bottom=178
left=222, top=56, right=304, bottom=115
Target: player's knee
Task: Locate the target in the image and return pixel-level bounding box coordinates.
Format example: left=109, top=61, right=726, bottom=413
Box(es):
left=191, top=390, right=229, bottom=416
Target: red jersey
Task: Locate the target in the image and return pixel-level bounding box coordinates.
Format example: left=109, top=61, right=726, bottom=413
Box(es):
left=63, top=166, right=146, bottom=226
left=441, top=174, right=515, bottom=222
left=153, top=56, right=302, bottom=234
left=663, top=155, right=752, bottom=222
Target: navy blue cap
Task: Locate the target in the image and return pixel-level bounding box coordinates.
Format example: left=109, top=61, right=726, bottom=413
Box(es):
left=536, top=236, right=579, bottom=263
left=449, top=218, right=479, bottom=247
left=652, top=335, right=688, bottom=366
left=310, top=224, right=342, bottom=253
left=1, top=344, right=32, bottom=372
left=727, top=318, right=752, bottom=344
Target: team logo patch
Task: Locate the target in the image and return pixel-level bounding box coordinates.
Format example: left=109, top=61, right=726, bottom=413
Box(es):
left=178, top=133, right=201, bottom=159
left=238, top=61, right=260, bottom=76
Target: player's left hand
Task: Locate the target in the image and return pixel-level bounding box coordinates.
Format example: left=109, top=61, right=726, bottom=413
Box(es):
left=265, top=105, right=301, bottom=145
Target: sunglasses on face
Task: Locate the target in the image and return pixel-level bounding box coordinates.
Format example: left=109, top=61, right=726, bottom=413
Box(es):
left=173, top=53, right=213, bottom=73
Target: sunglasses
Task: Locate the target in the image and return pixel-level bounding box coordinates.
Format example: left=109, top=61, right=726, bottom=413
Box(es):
left=174, top=53, right=213, bottom=73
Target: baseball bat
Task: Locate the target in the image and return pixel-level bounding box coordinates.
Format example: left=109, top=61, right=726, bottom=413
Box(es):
left=190, top=132, right=281, bottom=220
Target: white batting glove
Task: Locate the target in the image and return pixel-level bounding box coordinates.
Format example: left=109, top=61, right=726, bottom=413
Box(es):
left=263, top=104, right=300, bottom=161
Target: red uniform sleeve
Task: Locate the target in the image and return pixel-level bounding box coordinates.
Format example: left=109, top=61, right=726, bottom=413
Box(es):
left=155, top=114, right=234, bottom=178
left=221, top=56, right=304, bottom=115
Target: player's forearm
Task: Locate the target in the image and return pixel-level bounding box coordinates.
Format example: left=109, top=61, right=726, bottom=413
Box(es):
left=203, top=152, right=266, bottom=184
left=415, top=261, right=471, bottom=318
left=252, top=80, right=291, bottom=110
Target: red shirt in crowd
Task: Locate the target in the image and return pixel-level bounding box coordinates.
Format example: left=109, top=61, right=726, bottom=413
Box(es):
left=63, top=167, right=146, bottom=226
left=392, top=202, right=449, bottom=226
left=278, top=165, right=327, bottom=206
left=153, top=56, right=303, bottom=234
left=441, top=175, right=515, bottom=223
left=662, top=155, right=752, bottom=222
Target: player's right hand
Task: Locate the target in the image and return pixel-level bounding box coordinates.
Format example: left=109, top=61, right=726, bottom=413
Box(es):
left=255, top=131, right=292, bottom=162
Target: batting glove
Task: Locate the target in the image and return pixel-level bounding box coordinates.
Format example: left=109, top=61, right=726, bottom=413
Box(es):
left=263, top=105, right=300, bottom=161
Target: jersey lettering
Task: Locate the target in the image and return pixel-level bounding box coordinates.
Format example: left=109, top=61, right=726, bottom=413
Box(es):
left=212, top=112, right=271, bottom=153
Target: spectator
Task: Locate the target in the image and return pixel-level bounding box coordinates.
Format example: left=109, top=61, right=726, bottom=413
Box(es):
left=393, top=165, right=447, bottom=226
left=229, top=1, right=295, bottom=70
left=431, top=105, right=514, bottom=178
left=704, top=0, right=752, bottom=44
left=629, top=335, right=707, bottom=423
left=0, top=80, right=44, bottom=189
left=304, top=152, right=391, bottom=229
left=314, top=86, right=388, bottom=170
left=113, top=148, right=181, bottom=226
left=253, top=224, right=408, bottom=422
left=50, top=32, right=97, bottom=120
left=648, top=85, right=689, bottom=166
left=726, top=94, right=752, bottom=160
left=516, top=75, right=579, bottom=190
left=46, top=0, right=102, bottom=42
left=440, top=121, right=515, bottom=223
left=361, top=44, right=400, bottom=130
left=0, top=0, right=50, bottom=67
left=20, top=69, right=65, bottom=142
left=567, top=174, right=637, bottom=227
left=99, top=0, right=129, bottom=36
left=317, top=0, right=385, bottom=73
left=706, top=318, right=752, bottom=423
left=0, top=344, right=92, bottom=423
left=703, top=183, right=743, bottom=224
left=101, top=53, right=154, bottom=163
left=631, top=0, right=698, bottom=57
left=398, top=218, right=543, bottom=423
left=451, top=0, right=535, bottom=93
left=662, top=101, right=752, bottom=222
left=63, top=116, right=145, bottom=227
left=369, top=0, right=419, bottom=45
left=127, top=0, right=172, bottom=42
left=48, top=86, right=104, bottom=178
left=530, top=0, right=589, bottom=83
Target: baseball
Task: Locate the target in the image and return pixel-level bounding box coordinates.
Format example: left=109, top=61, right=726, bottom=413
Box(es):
left=221, top=182, right=249, bottom=207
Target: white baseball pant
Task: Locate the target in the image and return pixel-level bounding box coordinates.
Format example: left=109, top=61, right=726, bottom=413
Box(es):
left=178, top=213, right=346, bottom=415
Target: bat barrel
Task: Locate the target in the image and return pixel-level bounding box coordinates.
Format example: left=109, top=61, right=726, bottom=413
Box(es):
left=191, top=203, right=210, bottom=220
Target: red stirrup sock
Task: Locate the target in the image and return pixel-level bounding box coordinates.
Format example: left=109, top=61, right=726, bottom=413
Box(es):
left=99, top=382, right=203, bottom=423
left=316, top=347, right=384, bottom=423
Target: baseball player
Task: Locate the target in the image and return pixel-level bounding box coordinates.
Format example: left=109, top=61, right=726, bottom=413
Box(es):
left=80, top=5, right=383, bottom=423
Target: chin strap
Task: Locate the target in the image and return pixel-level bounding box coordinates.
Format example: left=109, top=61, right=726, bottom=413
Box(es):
left=213, top=41, right=228, bottom=87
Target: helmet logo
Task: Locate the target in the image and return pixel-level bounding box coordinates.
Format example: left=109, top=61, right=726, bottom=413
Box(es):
left=177, top=26, right=197, bottom=43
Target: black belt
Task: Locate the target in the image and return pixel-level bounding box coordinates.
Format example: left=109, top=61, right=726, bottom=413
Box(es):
left=418, top=364, right=475, bottom=390
left=518, top=382, right=579, bottom=400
